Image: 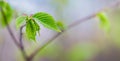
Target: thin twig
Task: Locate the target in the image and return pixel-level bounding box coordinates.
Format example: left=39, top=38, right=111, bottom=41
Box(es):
left=28, top=1, right=120, bottom=60
left=19, top=24, right=26, bottom=49
left=19, top=24, right=28, bottom=60
left=68, top=13, right=96, bottom=29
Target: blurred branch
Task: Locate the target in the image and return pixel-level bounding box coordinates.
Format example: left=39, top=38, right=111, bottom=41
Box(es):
left=0, top=7, right=20, bottom=47
left=28, top=0, right=120, bottom=60
left=1, top=7, right=29, bottom=61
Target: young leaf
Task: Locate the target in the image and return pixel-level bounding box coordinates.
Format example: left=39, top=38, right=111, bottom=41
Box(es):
left=33, top=12, right=61, bottom=32
left=0, top=1, right=5, bottom=6
left=26, top=19, right=40, bottom=41
left=4, top=2, right=13, bottom=23
left=97, top=12, right=110, bottom=33
left=56, top=21, right=66, bottom=30
left=33, top=20, right=40, bottom=33
left=0, top=1, right=13, bottom=27
left=16, top=16, right=26, bottom=29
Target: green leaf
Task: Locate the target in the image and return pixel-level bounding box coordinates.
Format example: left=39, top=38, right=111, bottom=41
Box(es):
left=16, top=16, right=26, bottom=29
left=0, top=1, right=5, bottom=6
left=56, top=21, right=66, bottom=30
left=33, top=12, right=61, bottom=32
left=0, top=1, right=13, bottom=27
left=34, top=20, right=40, bottom=32
left=26, top=19, right=40, bottom=41
left=97, top=12, right=110, bottom=33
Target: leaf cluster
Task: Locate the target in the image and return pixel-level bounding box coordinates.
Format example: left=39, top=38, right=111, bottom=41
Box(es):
left=16, top=12, right=64, bottom=41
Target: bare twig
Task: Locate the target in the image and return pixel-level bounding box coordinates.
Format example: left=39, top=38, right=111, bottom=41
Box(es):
left=19, top=24, right=28, bottom=60
left=19, top=24, right=26, bottom=50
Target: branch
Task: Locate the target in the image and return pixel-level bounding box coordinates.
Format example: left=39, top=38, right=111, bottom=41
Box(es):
left=0, top=7, right=20, bottom=48
left=19, top=24, right=26, bottom=49
left=19, top=24, right=28, bottom=59
left=1, top=7, right=28, bottom=61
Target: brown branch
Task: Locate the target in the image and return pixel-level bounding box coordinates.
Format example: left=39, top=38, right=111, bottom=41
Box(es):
left=19, top=24, right=26, bottom=49
left=19, top=24, right=28, bottom=60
